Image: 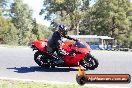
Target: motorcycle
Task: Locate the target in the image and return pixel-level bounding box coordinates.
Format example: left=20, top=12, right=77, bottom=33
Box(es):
left=31, top=39, right=99, bottom=70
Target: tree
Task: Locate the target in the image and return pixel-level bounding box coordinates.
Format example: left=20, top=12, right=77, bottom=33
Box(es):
left=0, top=0, right=2, bottom=15
left=124, top=3, right=132, bottom=48
left=79, top=0, right=132, bottom=48
left=0, top=16, right=9, bottom=43
left=3, top=21, right=18, bottom=45
left=32, top=18, right=52, bottom=40
left=1, top=0, right=52, bottom=46
left=92, top=0, right=130, bottom=37
left=40, top=0, right=91, bottom=35
left=10, top=0, right=33, bottom=45
left=79, top=6, right=95, bottom=35
left=0, top=16, right=18, bottom=45
left=0, top=0, right=11, bottom=17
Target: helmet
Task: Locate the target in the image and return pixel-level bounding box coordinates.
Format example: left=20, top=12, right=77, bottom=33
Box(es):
left=58, top=24, right=67, bottom=36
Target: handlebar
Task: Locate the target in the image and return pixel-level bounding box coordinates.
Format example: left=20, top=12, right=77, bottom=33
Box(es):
left=72, top=38, right=78, bottom=41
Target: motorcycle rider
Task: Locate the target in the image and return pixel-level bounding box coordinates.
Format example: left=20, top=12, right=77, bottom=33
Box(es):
left=46, top=24, right=77, bottom=65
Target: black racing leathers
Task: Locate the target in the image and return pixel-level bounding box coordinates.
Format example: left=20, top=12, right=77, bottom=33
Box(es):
left=47, top=31, right=73, bottom=52
left=46, top=31, right=74, bottom=64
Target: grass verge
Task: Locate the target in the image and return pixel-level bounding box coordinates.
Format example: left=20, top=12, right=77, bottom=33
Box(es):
left=0, top=79, right=99, bottom=88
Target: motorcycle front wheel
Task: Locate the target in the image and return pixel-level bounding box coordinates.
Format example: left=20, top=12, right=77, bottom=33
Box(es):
left=80, top=54, right=99, bottom=70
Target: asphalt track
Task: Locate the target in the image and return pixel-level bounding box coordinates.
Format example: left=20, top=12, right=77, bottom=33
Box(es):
left=0, top=47, right=132, bottom=87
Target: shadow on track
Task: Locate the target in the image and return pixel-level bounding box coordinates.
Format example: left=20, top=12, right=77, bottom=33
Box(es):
left=7, top=66, right=78, bottom=73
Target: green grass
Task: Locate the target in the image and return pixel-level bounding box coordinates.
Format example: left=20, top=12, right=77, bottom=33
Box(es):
left=0, top=79, right=99, bottom=88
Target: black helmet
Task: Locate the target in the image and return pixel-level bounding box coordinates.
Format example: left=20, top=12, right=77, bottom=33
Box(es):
left=58, top=24, right=67, bottom=36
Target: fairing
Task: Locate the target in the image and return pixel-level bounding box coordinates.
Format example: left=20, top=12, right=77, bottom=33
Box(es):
left=31, top=39, right=91, bottom=67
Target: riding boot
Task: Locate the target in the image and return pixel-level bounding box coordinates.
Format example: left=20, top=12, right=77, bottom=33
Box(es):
left=54, top=54, right=64, bottom=65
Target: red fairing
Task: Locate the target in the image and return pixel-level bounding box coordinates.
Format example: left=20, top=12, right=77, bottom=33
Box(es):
left=32, top=39, right=91, bottom=67
left=62, top=41, right=91, bottom=66
left=32, top=39, right=48, bottom=52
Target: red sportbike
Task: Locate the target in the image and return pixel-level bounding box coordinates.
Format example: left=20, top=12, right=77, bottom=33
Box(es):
left=31, top=39, right=99, bottom=70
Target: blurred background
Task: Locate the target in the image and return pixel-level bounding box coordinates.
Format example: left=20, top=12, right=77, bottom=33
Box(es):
left=0, top=0, right=132, bottom=50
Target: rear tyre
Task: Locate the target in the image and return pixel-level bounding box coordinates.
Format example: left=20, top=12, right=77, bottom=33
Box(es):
left=80, top=54, right=99, bottom=70
left=34, top=51, right=50, bottom=67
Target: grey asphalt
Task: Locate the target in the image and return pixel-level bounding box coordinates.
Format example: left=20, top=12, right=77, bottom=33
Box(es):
left=0, top=47, right=132, bottom=87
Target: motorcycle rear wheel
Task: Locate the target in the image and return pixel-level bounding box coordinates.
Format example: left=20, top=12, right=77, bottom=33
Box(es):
left=34, top=51, right=51, bottom=68
left=80, top=54, right=99, bottom=70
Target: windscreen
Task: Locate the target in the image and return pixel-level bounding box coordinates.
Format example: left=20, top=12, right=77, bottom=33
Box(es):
left=73, top=41, right=87, bottom=48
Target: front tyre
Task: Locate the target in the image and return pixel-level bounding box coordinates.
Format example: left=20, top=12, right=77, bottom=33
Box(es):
left=80, top=54, right=99, bottom=70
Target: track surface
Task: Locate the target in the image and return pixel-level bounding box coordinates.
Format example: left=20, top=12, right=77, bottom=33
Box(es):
left=0, top=47, right=132, bottom=87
